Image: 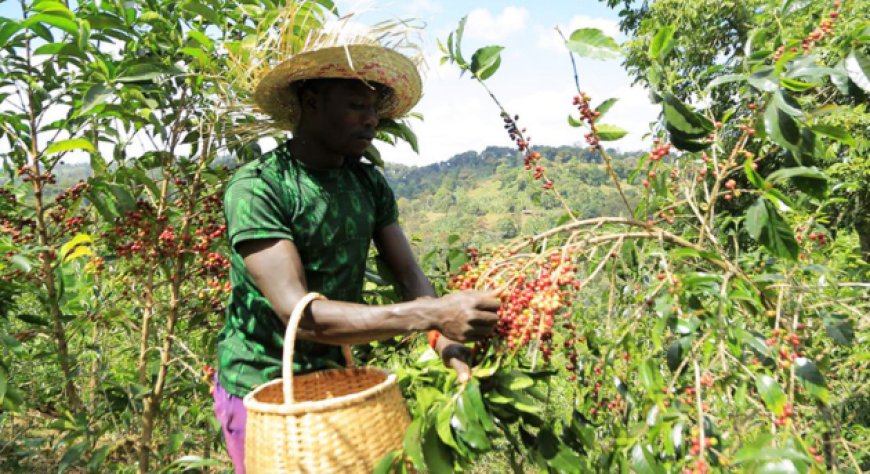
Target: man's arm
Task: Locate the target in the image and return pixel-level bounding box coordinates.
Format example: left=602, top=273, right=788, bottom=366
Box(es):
left=238, top=238, right=499, bottom=346
left=374, top=223, right=483, bottom=382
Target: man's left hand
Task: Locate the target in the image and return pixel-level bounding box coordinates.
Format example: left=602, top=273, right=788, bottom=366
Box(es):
left=437, top=338, right=472, bottom=384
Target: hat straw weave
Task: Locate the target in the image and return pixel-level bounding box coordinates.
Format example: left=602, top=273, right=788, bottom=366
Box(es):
left=254, top=44, right=422, bottom=131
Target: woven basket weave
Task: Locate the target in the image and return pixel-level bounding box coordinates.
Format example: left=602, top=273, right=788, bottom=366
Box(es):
left=243, top=293, right=410, bottom=473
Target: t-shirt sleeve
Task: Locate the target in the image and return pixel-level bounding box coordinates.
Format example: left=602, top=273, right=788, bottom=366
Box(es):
left=223, top=175, right=294, bottom=249
left=371, top=168, right=399, bottom=230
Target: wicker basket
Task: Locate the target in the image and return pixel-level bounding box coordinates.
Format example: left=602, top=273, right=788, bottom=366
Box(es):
left=243, top=293, right=411, bottom=473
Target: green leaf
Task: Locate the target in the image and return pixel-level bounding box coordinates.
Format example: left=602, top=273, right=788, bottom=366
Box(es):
left=33, top=42, right=74, bottom=56
left=33, top=1, right=75, bottom=19
left=15, top=313, right=49, bottom=326
left=58, top=441, right=88, bottom=473
left=595, top=98, right=618, bottom=118
left=666, top=339, right=685, bottom=372
left=748, top=66, right=779, bottom=92
left=548, top=446, right=583, bottom=472
left=0, top=364, right=8, bottom=402
left=738, top=329, right=771, bottom=358
left=845, top=49, right=870, bottom=93
left=373, top=450, right=400, bottom=474
left=824, top=318, right=854, bottom=346
left=187, top=29, right=214, bottom=50
left=755, top=374, right=786, bottom=415
left=764, top=103, right=801, bottom=155
left=435, top=404, right=459, bottom=450
left=0, top=21, right=23, bottom=46
left=469, top=46, right=503, bottom=81
left=403, top=418, right=425, bottom=471
left=631, top=444, right=665, bottom=474
left=377, top=119, right=419, bottom=153
left=422, top=425, right=454, bottom=474
left=566, top=28, right=621, bottom=60
left=744, top=156, right=765, bottom=189
left=453, top=16, right=468, bottom=68
left=595, top=124, right=628, bottom=141
left=0, top=335, right=23, bottom=354
left=773, top=90, right=803, bottom=117
left=24, top=13, right=78, bottom=37
left=454, top=397, right=490, bottom=451
left=663, top=94, right=713, bottom=138
left=182, top=0, right=221, bottom=24
left=363, top=144, right=384, bottom=167
left=44, top=138, right=95, bottom=155
left=649, top=25, right=675, bottom=61
left=116, top=64, right=165, bottom=83
left=568, top=115, right=583, bottom=127
left=638, top=360, right=662, bottom=394
left=757, top=200, right=798, bottom=260
left=78, top=84, right=113, bottom=116
left=810, top=124, right=855, bottom=146
left=705, top=73, right=746, bottom=91
left=463, top=379, right=494, bottom=432
left=794, top=357, right=828, bottom=402
left=499, top=371, right=534, bottom=391
left=780, top=77, right=818, bottom=92
left=669, top=132, right=711, bottom=152
left=767, top=166, right=828, bottom=198
left=746, top=199, right=768, bottom=239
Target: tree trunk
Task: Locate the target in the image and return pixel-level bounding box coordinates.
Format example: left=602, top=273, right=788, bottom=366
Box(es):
left=855, top=215, right=870, bottom=263
left=137, top=145, right=208, bottom=473
left=26, top=35, right=81, bottom=410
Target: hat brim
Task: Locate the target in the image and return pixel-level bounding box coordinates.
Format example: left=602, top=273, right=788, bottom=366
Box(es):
left=254, top=44, right=422, bottom=131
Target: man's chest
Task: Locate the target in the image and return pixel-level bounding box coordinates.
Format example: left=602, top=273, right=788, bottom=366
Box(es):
left=283, top=172, right=378, bottom=262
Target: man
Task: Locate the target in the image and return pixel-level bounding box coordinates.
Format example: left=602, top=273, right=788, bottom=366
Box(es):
left=214, top=43, right=500, bottom=472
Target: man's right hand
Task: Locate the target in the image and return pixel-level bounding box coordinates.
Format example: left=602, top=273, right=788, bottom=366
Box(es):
left=424, top=290, right=501, bottom=342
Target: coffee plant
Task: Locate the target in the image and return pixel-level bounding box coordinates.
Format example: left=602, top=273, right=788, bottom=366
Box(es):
left=373, top=3, right=869, bottom=473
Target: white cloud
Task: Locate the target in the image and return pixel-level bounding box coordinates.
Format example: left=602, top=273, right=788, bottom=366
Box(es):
left=536, top=15, right=621, bottom=53
left=401, top=0, right=442, bottom=17
left=464, top=6, right=529, bottom=42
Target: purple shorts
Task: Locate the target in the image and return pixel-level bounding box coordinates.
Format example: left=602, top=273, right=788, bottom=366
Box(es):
left=213, top=375, right=246, bottom=474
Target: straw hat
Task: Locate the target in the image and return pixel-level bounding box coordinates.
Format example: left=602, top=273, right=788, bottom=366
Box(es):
left=254, top=44, right=422, bottom=131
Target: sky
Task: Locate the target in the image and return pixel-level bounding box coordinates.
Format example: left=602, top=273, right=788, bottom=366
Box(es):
left=0, top=0, right=660, bottom=167
left=333, top=0, right=660, bottom=166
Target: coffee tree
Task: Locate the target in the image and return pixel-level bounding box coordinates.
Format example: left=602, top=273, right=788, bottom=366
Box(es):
left=0, top=0, right=338, bottom=471
left=376, top=3, right=868, bottom=473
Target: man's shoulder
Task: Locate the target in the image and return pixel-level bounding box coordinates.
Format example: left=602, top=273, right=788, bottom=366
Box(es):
left=348, top=159, right=390, bottom=185
left=227, top=146, right=290, bottom=186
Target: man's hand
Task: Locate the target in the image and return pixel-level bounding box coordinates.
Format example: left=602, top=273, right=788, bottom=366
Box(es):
left=424, top=290, right=500, bottom=342
left=437, top=337, right=473, bottom=384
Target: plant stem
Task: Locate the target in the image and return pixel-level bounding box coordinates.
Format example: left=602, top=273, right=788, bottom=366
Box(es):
left=24, top=30, right=81, bottom=411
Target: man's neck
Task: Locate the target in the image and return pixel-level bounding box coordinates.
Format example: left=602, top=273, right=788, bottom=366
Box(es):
left=287, top=137, right=345, bottom=170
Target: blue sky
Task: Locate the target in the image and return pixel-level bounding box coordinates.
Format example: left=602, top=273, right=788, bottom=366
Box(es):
left=0, top=0, right=659, bottom=166
left=338, top=0, right=659, bottom=165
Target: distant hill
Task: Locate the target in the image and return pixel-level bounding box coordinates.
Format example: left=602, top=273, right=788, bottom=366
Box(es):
left=383, top=145, right=643, bottom=251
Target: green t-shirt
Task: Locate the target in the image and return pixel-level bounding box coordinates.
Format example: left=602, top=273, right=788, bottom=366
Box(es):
left=216, top=141, right=398, bottom=397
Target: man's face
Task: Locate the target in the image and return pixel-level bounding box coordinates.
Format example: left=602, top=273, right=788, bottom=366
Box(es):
left=305, top=80, right=381, bottom=157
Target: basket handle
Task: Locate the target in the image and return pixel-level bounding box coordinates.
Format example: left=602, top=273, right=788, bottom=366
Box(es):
left=281, top=292, right=355, bottom=405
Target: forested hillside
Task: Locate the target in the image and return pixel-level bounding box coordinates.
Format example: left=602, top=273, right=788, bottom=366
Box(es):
left=386, top=146, right=642, bottom=248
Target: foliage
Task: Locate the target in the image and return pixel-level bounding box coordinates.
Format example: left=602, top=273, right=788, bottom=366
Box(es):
left=375, top=6, right=869, bottom=474
left=0, top=0, right=336, bottom=471
left=601, top=0, right=870, bottom=260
